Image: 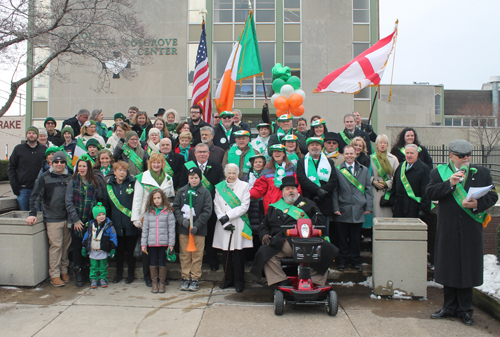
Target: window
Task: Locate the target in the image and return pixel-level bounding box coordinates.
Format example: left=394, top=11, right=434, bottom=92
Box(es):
left=353, top=0, right=370, bottom=23
left=435, top=94, right=442, bottom=115
left=189, top=0, right=206, bottom=23
left=353, top=42, right=369, bottom=57
left=284, top=0, right=300, bottom=23
left=214, top=0, right=275, bottom=23
left=284, top=42, right=300, bottom=77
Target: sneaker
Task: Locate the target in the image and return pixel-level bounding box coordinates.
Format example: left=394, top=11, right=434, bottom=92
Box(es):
left=180, top=279, right=191, bottom=291
left=61, top=273, right=70, bottom=283
left=50, top=277, right=65, bottom=287
left=188, top=279, right=199, bottom=292
left=100, top=279, right=108, bottom=288
left=90, top=279, right=98, bottom=289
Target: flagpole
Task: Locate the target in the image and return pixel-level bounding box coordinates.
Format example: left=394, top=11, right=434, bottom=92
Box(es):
left=388, top=20, right=399, bottom=103
left=367, top=90, right=378, bottom=125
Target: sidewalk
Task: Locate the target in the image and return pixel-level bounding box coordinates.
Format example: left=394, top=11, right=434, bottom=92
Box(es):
left=1, top=280, right=498, bottom=336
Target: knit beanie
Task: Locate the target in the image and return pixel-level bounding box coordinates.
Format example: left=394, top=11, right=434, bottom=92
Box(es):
left=188, top=167, right=202, bottom=180
left=26, top=126, right=39, bottom=137
left=148, top=128, right=161, bottom=137
left=125, top=131, right=139, bottom=142
left=85, top=138, right=100, bottom=149
left=52, top=151, right=67, bottom=164
left=92, top=202, right=106, bottom=219
left=61, top=126, right=74, bottom=138
left=45, top=146, right=59, bottom=157
left=114, top=112, right=126, bottom=121
left=44, top=117, right=56, bottom=127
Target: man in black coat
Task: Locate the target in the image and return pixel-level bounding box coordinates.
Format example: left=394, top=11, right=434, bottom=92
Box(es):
left=427, top=140, right=498, bottom=326
left=391, top=144, right=431, bottom=218
left=213, top=111, right=242, bottom=151
left=44, top=117, right=64, bottom=146
left=353, top=111, right=377, bottom=143
left=267, top=114, right=307, bottom=154
left=180, top=143, right=224, bottom=270
left=233, top=109, right=251, bottom=131
left=251, top=176, right=338, bottom=286
left=296, top=137, right=338, bottom=236
left=62, top=108, right=90, bottom=137
left=188, top=126, right=226, bottom=164
left=337, top=113, right=372, bottom=154
left=188, top=104, right=210, bottom=147
left=159, top=138, right=185, bottom=191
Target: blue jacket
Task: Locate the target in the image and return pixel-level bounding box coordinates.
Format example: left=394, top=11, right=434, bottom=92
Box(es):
left=82, top=218, right=118, bottom=252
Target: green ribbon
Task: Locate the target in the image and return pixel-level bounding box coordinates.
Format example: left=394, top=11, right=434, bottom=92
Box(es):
left=371, top=153, right=391, bottom=201
left=270, top=199, right=310, bottom=221
left=338, top=166, right=365, bottom=194
left=339, top=130, right=353, bottom=145
left=106, top=184, right=132, bottom=217
left=215, top=181, right=252, bottom=240
left=164, top=157, right=174, bottom=177
left=123, top=144, right=144, bottom=172
left=227, top=144, right=254, bottom=174
left=185, top=161, right=214, bottom=193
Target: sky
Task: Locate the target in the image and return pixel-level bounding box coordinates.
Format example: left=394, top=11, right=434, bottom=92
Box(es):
left=1, top=0, right=498, bottom=115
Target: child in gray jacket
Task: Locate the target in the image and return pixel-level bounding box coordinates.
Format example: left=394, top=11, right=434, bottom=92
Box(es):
left=141, top=188, right=176, bottom=294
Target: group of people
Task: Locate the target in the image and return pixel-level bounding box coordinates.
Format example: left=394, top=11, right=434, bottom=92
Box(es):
left=8, top=103, right=496, bottom=325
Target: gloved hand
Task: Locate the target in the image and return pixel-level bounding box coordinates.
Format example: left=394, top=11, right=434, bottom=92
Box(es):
left=262, top=234, right=271, bottom=245
left=418, top=211, right=427, bottom=219
left=133, top=221, right=142, bottom=228
left=364, top=124, right=373, bottom=133
left=223, top=224, right=235, bottom=231
left=109, top=249, right=116, bottom=259
left=182, top=219, right=190, bottom=228
left=219, top=215, right=229, bottom=225
left=119, top=138, right=126, bottom=144
left=317, top=189, right=328, bottom=198
left=190, top=226, right=198, bottom=235
left=81, top=247, right=87, bottom=257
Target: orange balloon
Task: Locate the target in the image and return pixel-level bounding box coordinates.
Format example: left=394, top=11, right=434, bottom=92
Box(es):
left=290, top=105, right=305, bottom=116
left=288, top=93, right=304, bottom=109
left=273, top=96, right=289, bottom=111
left=276, top=109, right=288, bottom=117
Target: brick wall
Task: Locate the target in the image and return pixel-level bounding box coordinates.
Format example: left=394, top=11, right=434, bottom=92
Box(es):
left=485, top=217, right=499, bottom=255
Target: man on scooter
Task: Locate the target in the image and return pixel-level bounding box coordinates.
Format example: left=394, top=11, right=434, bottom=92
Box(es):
left=250, top=176, right=339, bottom=287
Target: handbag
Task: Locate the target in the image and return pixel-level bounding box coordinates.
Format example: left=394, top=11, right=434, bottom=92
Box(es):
left=380, top=194, right=391, bottom=207
left=133, top=236, right=142, bottom=258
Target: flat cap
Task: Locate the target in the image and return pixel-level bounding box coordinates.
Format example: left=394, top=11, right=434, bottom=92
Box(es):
left=449, top=139, right=473, bottom=155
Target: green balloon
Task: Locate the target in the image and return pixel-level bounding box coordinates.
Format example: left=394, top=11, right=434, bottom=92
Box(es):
left=287, top=76, right=301, bottom=90
left=272, top=78, right=285, bottom=93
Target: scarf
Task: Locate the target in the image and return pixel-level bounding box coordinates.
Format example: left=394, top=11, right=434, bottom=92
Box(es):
left=72, top=174, right=97, bottom=235
left=323, top=148, right=340, bottom=159
left=375, top=148, right=392, bottom=175
left=150, top=169, right=166, bottom=186
left=304, top=152, right=331, bottom=186
left=184, top=183, right=200, bottom=206
left=276, top=128, right=292, bottom=142
left=227, top=144, right=254, bottom=174
left=101, top=166, right=111, bottom=176
left=274, top=162, right=287, bottom=188
left=178, top=144, right=190, bottom=161
left=252, top=136, right=269, bottom=155
left=147, top=140, right=160, bottom=154
left=220, top=122, right=233, bottom=140
left=167, top=123, right=178, bottom=133
left=287, top=151, right=299, bottom=166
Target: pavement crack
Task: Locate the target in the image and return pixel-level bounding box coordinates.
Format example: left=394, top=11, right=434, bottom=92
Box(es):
left=339, top=302, right=361, bottom=336
left=194, top=283, right=215, bottom=336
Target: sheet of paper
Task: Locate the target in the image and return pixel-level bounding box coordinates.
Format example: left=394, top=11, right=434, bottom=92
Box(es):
left=466, top=185, right=494, bottom=201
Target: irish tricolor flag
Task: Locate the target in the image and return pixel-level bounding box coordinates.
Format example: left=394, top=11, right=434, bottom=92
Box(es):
left=72, top=138, right=88, bottom=168
left=214, top=11, right=263, bottom=113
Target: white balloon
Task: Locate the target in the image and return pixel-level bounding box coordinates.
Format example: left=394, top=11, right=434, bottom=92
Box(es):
left=271, top=93, right=280, bottom=105
left=294, top=89, right=306, bottom=100
left=280, top=84, right=295, bottom=99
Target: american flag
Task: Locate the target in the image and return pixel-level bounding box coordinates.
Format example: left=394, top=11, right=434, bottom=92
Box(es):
left=192, top=20, right=212, bottom=125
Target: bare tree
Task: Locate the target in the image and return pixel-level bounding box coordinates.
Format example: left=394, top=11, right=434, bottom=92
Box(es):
left=0, top=0, right=152, bottom=117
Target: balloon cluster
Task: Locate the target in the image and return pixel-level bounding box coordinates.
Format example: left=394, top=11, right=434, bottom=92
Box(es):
left=270, top=63, right=306, bottom=117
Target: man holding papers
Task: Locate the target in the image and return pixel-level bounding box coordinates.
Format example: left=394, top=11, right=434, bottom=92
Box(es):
left=427, top=139, right=498, bottom=326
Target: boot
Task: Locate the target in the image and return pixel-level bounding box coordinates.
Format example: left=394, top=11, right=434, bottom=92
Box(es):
left=158, top=266, right=167, bottom=293
left=150, top=266, right=159, bottom=293
left=74, top=266, right=84, bottom=287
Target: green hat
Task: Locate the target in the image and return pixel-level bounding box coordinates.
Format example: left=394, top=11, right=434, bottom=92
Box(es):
left=26, top=126, right=39, bottom=137
left=86, top=138, right=100, bottom=149
left=219, top=111, right=234, bottom=118
left=233, top=130, right=251, bottom=138
left=44, top=117, right=56, bottom=127
left=281, top=134, right=298, bottom=143
left=61, top=126, right=74, bottom=138
left=125, top=131, right=139, bottom=142
left=83, top=120, right=96, bottom=128
left=249, top=154, right=267, bottom=164
left=256, top=123, right=271, bottom=130
left=277, top=114, right=292, bottom=122
left=45, top=146, right=59, bottom=156
left=311, top=119, right=325, bottom=127
left=306, top=137, right=324, bottom=146
left=92, top=202, right=106, bottom=219
left=269, top=144, right=286, bottom=152
left=114, top=112, right=126, bottom=121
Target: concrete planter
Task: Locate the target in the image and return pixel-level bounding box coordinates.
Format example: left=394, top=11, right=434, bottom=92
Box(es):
left=473, top=288, right=500, bottom=322
left=0, top=196, right=18, bottom=213
left=0, top=211, right=48, bottom=286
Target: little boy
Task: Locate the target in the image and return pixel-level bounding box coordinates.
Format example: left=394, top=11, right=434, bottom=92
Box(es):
left=173, top=167, right=213, bottom=292
left=82, top=202, right=118, bottom=288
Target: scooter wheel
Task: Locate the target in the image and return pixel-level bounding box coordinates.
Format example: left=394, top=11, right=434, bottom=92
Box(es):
left=327, top=290, right=338, bottom=316
left=274, top=289, right=284, bottom=315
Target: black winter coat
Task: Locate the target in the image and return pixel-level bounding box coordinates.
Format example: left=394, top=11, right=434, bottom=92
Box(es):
left=165, top=151, right=185, bottom=190
left=241, top=173, right=265, bottom=232
left=426, top=163, right=498, bottom=288
left=338, top=128, right=372, bottom=154
left=391, top=159, right=431, bottom=217
left=29, top=168, right=71, bottom=222
left=47, top=129, right=64, bottom=146
left=179, top=159, right=224, bottom=199
left=188, top=143, right=226, bottom=165
left=391, top=145, right=433, bottom=171
left=267, top=129, right=307, bottom=155
left=251, top=196, right=338, bottom=278
left=189, top=119, right=210, bottom=147
left=356, top=152, right=371, bottom=169
left=296, top=157, right=338, bottom=216
left=104, top=174, right=140, bottom=237
left=8, top=142, right=46, bottom=194
left=213, top=123, right=242, bottom=151
left=62, top=116, right=82, bottom=137
left=131, top=122, right=152, bottom=140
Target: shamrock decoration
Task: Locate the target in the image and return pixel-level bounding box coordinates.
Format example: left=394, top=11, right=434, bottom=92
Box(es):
left=298, top=201, right=306, bottom=207
left=80, top=153, right=90, bottom=161
left=126, top=184, right=134, bottom=194
left=470, top=168, right=478, bottom=175
left=320, top=168, right=329, bottom=175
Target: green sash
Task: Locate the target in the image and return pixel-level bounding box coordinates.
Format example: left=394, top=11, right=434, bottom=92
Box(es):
left=215, top=181, right=252, bottom=240
left=400, top=161, right=435, bottom=210
left=227, top=144, right=254, bottom=174
left=185, top=161, right=214, bottom=193
left=437, top=164, right=491, bottom=226
left=339, top=130, right=352, bottom=145
left=338, top=166, right=365, bottom=194
left=106, top=184, right=132, bottom=217
left=135, top=173, right=157, bottom=193
left=270, top=199, right=310, bottom=220
left=371, top=153, right=391, bottom=201
left=164, top=158, right=174, bottom=177
left=123, top=144, right=143, bottom=172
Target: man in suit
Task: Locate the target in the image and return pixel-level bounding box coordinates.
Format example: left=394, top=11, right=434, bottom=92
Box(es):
left=267, top=114, right=307, bottom=154
left=62, top=109, right=90, bottom=137
left=188, top=126, right=225, bottom=164
left=159, top=138, right=185, bottom=191
left=180, top=143, right=224, bottom=270
left=337, top=113, right=372, bottom=154
left=391, top=144, right=431, bottom=218
left=333, top=145, right=373, bottom=271
left=213, top=111, right=242, bottom=151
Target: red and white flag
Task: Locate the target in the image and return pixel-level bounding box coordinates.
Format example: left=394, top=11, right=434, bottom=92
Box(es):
left=314, top=22, right=398, bottom=94
left=192, top=20, right=212, bottom=124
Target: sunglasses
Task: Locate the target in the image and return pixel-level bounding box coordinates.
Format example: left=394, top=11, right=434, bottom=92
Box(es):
left=214, top=116, right=220, bottom=119
left=454, top=153, right=471, bottom=159
left=45, top=122, right=55, bottom=125
left=53, top=160, right=65, bottom=164
left=221, top=116, right=232, bottom=119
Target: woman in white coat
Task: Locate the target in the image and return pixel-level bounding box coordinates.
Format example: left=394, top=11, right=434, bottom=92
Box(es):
left=370, top=134, right=399, bottom=218
left=131, top=152, right=175, bottom=287
left=213, top=163, right=251, bottom=293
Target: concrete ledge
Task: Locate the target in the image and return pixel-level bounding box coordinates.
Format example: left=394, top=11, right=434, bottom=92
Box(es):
left=0, top=197, right=18, bottom=213
left=473, top=288, right=500, bottom=322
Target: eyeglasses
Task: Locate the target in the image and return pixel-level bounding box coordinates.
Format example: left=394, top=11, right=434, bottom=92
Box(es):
left=454, top=153, right=471, bottom=159
left=214, top=116, right=220, bottom=119
left=221, top=116, right=231, bottom=119
left=53, top=160, right=65, bottom=164
left=190, top=111, right=201, bottom=114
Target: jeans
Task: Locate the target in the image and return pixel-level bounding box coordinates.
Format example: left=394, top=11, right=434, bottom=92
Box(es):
left=149, top=246, right=167, bottom=267
left=17, top=188, right=32, bottom=211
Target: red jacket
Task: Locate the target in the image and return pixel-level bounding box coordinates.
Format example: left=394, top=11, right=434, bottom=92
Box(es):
left=250, top=164, right=301, bottom=214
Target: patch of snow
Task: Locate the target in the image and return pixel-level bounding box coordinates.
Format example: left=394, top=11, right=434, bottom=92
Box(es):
left=475, top=254, right=500, bottom=300
left=330, top=281, right=355, bottom=287
left=392, top=290, right=412, bottom=300
left=427, top=280, right=443, bottom=289
left=419, top=297, right=428, bottom=301
left=361, top=263, right=369, bottom=266
left=40, top=294, right=49, bottom=299
left=0, top=286, right=20, bottom=290
left=370, top=294, right=381, bottom=299
left=32, top=287, right=43, bottom=291
left=358, top=276, right=373, bottom=289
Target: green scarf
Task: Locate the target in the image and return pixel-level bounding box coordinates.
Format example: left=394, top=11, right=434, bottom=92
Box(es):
left=167, top=123, right=178, bottom=133
left=154, top=207, right=163, bottom=215
left=150, top=169, right=165, bottom=186
left=375, top=148, right=392, bottom=176
left=220, top=122, right=233, bottom=139
left=73, top=175, right=97, bottom=236
left=287, top=152, right=299, bottom=165
left=101, top=166, right=111, bottom=176
left=227, top=144, right=254, bottom=174
left=274, top=162, right=287, bottom=188
left=184, top=183, right=200, bottom=206
left=276, top=128, right=292, bottom=142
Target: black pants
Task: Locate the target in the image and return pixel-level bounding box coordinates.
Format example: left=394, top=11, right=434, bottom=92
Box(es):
left=72, top=231, right=86, bottom=268
left=245, top=234, right=262, bottom=263
left=222, top=249, right=246, bottom=288
left=329, top=221, right=340, bottom=248
left=149, top=247, right=167, bottom=267
left=205, top=211, right=219, bottom=267
left=337, top=222, right=363, bottom=265
left=116, top=235, right=138, bottom=277
left=443, top=286, right=473, bottom=317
